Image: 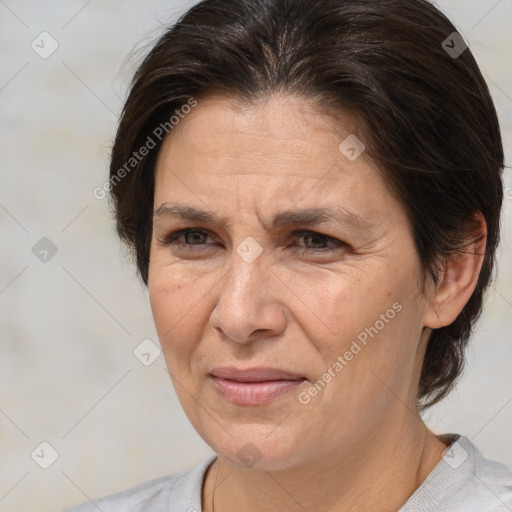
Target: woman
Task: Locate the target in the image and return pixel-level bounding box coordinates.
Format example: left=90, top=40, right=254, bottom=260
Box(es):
left=65, top=0, right=512, bottom=510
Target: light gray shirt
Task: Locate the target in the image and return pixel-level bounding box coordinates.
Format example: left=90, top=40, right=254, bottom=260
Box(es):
left=62, top=434, right=512, bottom=512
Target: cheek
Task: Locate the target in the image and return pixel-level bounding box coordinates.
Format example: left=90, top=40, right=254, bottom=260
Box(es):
left=299, top=260, right=424, bottom=392
left=148, top=265, right=210, bottom=369
left=288, top=265, right=403, bottom=351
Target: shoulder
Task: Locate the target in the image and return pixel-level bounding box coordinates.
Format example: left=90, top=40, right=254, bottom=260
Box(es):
left=401, top=434, right=512, bottom=512
left=467, top=436, right=512, bottom=510
left=62, top=455, right=217, bottom=512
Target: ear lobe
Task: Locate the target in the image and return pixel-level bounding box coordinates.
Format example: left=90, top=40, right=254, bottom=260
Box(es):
left=423, top=212, right=487, bottom=330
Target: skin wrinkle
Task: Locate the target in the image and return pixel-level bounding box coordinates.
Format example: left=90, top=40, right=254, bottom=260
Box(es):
left=147, top=93, right=482, bottom=512
left=152, top=162, right=386, bottom=258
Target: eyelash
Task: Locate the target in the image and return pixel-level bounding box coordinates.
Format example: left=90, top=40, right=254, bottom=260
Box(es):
left=158, top=228, right=344, bottom=254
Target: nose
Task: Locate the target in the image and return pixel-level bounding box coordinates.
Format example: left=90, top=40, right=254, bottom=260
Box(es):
left=209, top=249, right=287, bottom=345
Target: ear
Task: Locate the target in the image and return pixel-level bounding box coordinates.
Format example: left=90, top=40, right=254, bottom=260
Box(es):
left=423, top=212, right=487, bottom=329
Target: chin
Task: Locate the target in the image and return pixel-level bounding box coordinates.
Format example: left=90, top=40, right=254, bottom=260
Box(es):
left=209, top=428, right=310, bottom=472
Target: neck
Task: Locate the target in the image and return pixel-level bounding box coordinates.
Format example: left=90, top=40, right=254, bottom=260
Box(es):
left=202, top=413, right=448, bottom=512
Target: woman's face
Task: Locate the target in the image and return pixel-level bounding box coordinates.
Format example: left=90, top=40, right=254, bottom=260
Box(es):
left=148, top=94, right=433, bottom=470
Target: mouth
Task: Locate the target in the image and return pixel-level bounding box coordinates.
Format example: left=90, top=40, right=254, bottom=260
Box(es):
left=209, top=366, right=307, bottom=405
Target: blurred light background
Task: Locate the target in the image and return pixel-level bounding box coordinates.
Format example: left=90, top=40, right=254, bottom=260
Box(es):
left=0, top=1, right=511, bottom=511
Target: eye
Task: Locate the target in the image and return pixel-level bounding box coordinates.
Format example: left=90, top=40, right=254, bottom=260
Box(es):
left=158, top=229, right=214, bottom=251
left=157, top=228, right=344, bottom=255
left=291, top=230, right=344, bottom=254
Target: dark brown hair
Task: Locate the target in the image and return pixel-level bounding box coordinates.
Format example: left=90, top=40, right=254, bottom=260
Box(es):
left=107, top=0, right=504, bottom=412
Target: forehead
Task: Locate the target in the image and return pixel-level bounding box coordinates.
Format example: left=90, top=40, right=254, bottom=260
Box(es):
left=170, top=93, right=343, bottom=138
left=155, top=93, right=365, bottom=174
left=153, top=93, right=395, bottom=223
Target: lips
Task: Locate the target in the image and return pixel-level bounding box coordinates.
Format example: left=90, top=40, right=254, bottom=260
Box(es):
left=209, top=366, right=307, bottom=405
left=210, top=366, right=306, bottom=383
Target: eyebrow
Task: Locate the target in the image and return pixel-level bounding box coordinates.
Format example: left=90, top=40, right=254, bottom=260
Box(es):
left=153, top=202, right=371, bottom=231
